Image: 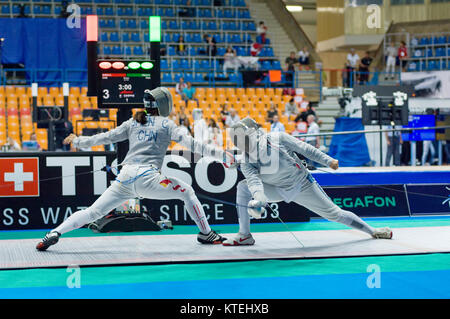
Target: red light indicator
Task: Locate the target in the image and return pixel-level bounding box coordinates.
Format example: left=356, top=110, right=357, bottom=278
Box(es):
left=86, top=15, right=98, bottom=42
left=99, top=61, right=112, bottom=69
left=112, top=61, right=125, bottom=69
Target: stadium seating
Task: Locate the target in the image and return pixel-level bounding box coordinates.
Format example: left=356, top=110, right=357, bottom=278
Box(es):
left=0, top=85, right=303, bottom=149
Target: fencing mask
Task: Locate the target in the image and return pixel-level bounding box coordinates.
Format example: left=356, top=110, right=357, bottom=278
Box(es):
left=143, top=87, right=173, bottom=117
left=230, top=117, right=260, bottom=154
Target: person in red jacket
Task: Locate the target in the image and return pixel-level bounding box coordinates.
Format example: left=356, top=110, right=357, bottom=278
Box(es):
left=398, top=41, right=408, bottom=72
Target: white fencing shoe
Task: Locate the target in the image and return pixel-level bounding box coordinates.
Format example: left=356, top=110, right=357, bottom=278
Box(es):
left=222, top=233, right=255, bottom=246
left=372, top=227, right=393, bottom=239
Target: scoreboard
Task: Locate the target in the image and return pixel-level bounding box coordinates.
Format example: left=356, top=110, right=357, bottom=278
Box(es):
left=96, top=60, right=157, bottom=108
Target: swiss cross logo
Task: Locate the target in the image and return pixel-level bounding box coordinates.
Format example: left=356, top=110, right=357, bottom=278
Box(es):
left=0, top=158, right=39, bottom=197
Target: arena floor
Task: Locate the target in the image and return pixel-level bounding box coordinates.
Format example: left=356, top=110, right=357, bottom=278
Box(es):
left=0, top=216, right=449, bottom=299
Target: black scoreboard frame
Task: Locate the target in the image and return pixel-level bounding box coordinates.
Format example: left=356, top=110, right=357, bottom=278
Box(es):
left=96, top=59, right=158, bottom=109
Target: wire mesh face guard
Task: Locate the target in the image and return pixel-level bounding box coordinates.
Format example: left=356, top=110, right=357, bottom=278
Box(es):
left=143, top=87, right=173, bottom=117
left=230, top=118, right=259, bottom=154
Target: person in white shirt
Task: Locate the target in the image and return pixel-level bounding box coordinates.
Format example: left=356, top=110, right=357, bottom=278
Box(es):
left=298, top=47, right=310, bottom=70
left=346, top=49, right=359, bottom=87
left=207, top=118, right=223, bottom=147
left=175, top=77, right=187, bottom=95
left=223, top=46, right=239, bottom=76
left=192, top=108, right=209, bottom=143
left=225, top=108, right=240, bottom=127
left=306, top=114, right=319, bottom=148
left=385, top=42, right=397, bottom=80
left=270, top=115, right=285, bottom=132
left=256, top=21, right=267, bottom=44
left=284, top=98, right=299, bottom=118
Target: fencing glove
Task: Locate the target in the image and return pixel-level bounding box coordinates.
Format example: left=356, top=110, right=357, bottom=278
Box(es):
left=247, top=191, right=268, bottom=219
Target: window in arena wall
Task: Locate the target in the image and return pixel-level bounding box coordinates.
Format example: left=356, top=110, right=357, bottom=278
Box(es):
left=390, top=0, right=424, bottom=5
left=347, top=0, right=383, bottom=6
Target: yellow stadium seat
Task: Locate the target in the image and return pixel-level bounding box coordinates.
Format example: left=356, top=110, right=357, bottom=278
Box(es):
left=5, top=86, right=15, bottom=96
left=38, top=87, right=48, bottom=97
left=225, top=88, right=235, bottom=97
left=275, top=88, right=283, bottom=96
left=227, top=95, right=237, bottom=104
left=235, top=88, right=245, bottom=97
left=199, top=100, right=209, bottom=110
left=255, top=88, right=265, bottom=97
left=216, top=94, right=226, bottom=104
left=265, top=88, right=274, bottom=97
left=15, top=87, right=26, bottom=96
left=49, top=87, right=60, bottom=96
left=81, top=87, right=88, bottom=96
left=187, top=100, right=198, bottom=110
left=91, top=145, right=105, bottom=151
left=283, top=95, right=292, bottom=103
left=70, top=87, right=80, bottom=96
left=238, top=94, right=248, bottom=103
left=246, top=88, right=255, bottom=96
left=216, top=88, right=225, bottom=96
left=206, top=88, right=215, bottom=96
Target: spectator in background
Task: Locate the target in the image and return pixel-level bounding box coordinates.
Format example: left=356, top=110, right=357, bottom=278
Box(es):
left=182, top=82, right=198, bottom=107
left=178, top=116, right=192, bottom=137
left=270, top=115, right=285, bottom=132
left=54, top=119, right=73, bottom=151
left=293, top=117, right=308, bottom=140
left=223, top=46, right=239, bottom=76
left=17, top=4, right=29, bottom=18
left=59, top=1, right=70, bottom=18
left=225, top=108, right=240, bottom=127
left=250, top=42, right=262, bottom=57
left=398, top=41, right=408, bottom=72
left=298, top=47, right=310, bottom=70
left=306, top=114, right=320, bottom=149
left=346, top=48, right=360, bottom=87
left=4, top=137, right=21, bottom=151
left=285, top=51, right=298, bottom=86
left=385, top=42, right=397, bottom=80
left=220, top=103, right=230, bottom=126
left=176, top=35, right=187, bottom=56
left=257, top=21, right=267, bottom=44
left=358, top=51, right=372, bottom=85
left=296, top=102, right=316, bottom=123
left=22, top=133, right=41, bottom=151
left=175, top=76, right=187, bottom=95
left=204, top=34, right=217, bottom=57
left=385, top=125, right=403, bottom=166
left=284, top=98, right=299, bottom=118
left=207, top=118, right=223, bottom=147
left=178, top=0, right=195, bottom=17
left=266, top=102, right=279, bottom=123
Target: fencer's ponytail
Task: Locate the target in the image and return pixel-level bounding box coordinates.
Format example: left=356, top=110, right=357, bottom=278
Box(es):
left=134, top=110, right=148, bottom=125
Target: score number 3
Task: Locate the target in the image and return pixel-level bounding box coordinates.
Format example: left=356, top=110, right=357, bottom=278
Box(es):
left=103, top=89, right=110, bottom=99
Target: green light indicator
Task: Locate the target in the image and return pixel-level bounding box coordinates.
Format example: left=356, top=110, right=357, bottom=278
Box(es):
left=149, top=16, right=161, bottom=42
left=141, top=62, right=154, bottom=69
left=128, top=62, right=141, bottom=69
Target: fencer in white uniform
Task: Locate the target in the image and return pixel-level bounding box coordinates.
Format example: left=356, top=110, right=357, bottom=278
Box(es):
left=223, top=117, right=392, bottom=246
left=192, top=108, right=209, bottom=143
left=37, top=87, right=234, bottom=251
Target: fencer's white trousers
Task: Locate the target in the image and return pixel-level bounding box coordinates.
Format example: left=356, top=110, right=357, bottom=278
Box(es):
left=236, top=175, right=374, bottom=236
left=53, top=164, right=211, bottom=235
left=385, top=56, right=396, bottom=75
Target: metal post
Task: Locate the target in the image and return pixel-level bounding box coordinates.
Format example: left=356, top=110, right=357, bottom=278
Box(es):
left=411, top=141, right=416, bottom=166
left=438, top=140, right=443, bottom=165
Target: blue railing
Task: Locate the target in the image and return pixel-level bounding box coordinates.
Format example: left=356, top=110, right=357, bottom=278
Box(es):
left=0, top=68, right=88, bottom=87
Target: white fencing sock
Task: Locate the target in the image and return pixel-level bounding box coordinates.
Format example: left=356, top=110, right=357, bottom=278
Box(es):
left=53, top=209, right=97, bottom=235
left=336, top=210, right=375, bottom=236
left=185, top=196, right=211, bottom=235
left=236, top=192, right=251, bottom=235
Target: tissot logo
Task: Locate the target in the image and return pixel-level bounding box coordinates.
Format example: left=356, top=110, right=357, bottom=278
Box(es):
left=0, top=158, right=39, bottom=197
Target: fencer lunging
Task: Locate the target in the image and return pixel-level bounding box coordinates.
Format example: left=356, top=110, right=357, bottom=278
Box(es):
left=37, top=87, right=234, bottom=251
left=223, top=117, right=392, bottom=246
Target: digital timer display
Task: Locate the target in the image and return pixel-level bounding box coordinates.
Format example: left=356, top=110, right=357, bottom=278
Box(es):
left=96, top=60, right=157, bottom=108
